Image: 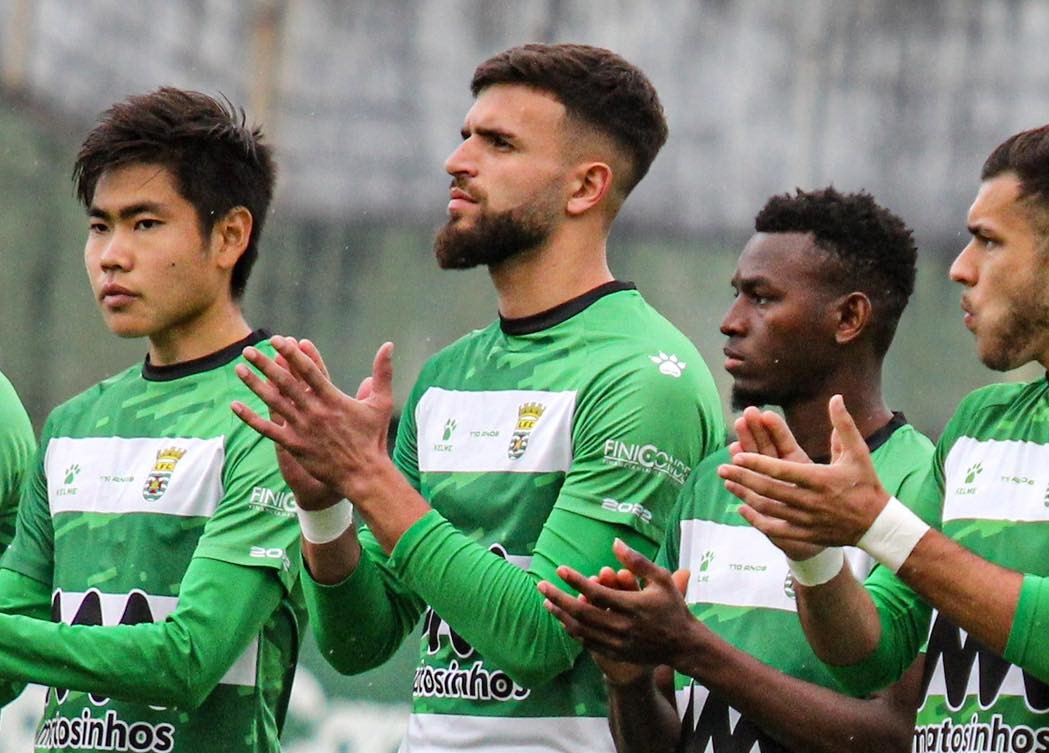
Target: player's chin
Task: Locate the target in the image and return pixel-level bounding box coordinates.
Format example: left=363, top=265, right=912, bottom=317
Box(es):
left=729, top=381, right=773, bottom=412
left=100, top=312, right=152, bottom=339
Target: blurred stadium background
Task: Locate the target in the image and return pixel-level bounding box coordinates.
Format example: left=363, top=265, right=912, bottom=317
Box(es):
left=0, top=1, right=1047, bottom=750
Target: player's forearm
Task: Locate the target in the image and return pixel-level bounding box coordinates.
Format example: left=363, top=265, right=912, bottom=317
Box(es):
left=301, top=526, right=363, bottom=585
left=896, top=530, right=1021, bottom=655
left=339, top=458, right=433, bottom=554
left=673, top=621, right=914, bottom=753
left=390, top=510, right=581, bottom=687
left=1005, top=574, right=1049, bottom=683
left=0, top=568, right=50, bottom=707
left=303, top=535, right=425, bottom=675
left=606, top=669, right=679, bottom=753
left=0, top=560, right=279, bottom=708
left=794, top=565, right=882, bottom=666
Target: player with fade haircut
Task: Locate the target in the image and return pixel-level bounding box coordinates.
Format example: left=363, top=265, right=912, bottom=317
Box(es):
left=233, top=43, right=724, bottom=753
left=0, top=87, right=304, bottom=753
left=0, top=370, right=34, bottom=554
left=540, top=187, right=933, bottom=753
left=721, top=125, right=1049, bottom=751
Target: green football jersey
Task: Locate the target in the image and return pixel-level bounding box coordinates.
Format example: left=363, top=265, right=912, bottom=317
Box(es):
left=1, top=332, right=304, bottom=753
left=661, top=415, right=933, bottom=753
left=910, top=378, right=1049, bottom=753
left=387, top=283, right=724, bottom=751
left=0, top=369, right=35, bottom=553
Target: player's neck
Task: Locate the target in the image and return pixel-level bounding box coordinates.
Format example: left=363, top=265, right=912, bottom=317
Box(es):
left=489, top=230, right=612, bottom=319
left=784, top=385, right=892, bottom=460
left=147, top=299, right=252, bottom=367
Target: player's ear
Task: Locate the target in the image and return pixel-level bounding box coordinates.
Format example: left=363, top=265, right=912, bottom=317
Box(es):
left=834, top=292, right=871, bottom=345
left=212, top=206, right=253, bottom=270
left=565, top=161, right=613, bottom=217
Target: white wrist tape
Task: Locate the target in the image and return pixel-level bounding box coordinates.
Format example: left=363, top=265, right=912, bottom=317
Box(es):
left=857, top=496, right=929, bottom=573
left=787, top=547, right=845, bottom=586
left=297, top=499, right=354, bottom=544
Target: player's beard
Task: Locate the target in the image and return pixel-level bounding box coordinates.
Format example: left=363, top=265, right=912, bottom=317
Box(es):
left=434, top=201, right=556, bottom=270
left=730, top=372, right=823, bottom=412
left=978, top=292, right=1049, bottom=371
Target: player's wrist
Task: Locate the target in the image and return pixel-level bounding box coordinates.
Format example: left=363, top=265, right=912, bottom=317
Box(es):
left=856, top=495, right=929, bottom=572
left=343, top=458, right=411, bottom=514
left=601, top=662, right=653, bottom=690
left=787, top=547, right=846, bottom=587
left=298, top=499, right=354, bottom=544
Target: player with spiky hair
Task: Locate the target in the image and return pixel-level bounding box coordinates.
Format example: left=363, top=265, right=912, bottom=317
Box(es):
left=722, top=125, right=1049, bottom=750
left=540, top=187, right=933, bottom=753
left=233, top=43, right=724, bottom=753
left=0, top=88, right=303, bottom=753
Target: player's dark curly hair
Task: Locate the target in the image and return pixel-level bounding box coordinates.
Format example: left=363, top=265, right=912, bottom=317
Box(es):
left=471, top=43, right=667, bottom=200
left=73, top=87, right=275, bottom=299
left=755, top=187, right=917, bottom=356
left=982, top=124, right=1049, bottom=245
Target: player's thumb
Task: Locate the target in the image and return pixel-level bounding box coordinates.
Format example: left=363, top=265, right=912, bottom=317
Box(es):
left=671, top=569, right=690, bottom=596
left=371, top=342, right=395, bottom=403
left=613, top=538, right=662, bottom=584
left=828, top=395, right=863, bottom=460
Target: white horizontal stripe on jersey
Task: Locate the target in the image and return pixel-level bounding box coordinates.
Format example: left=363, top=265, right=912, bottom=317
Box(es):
left=679, top=519, right=874, bottom=612
left=397, top=711, right=613, bottom=753
left=416, top=388, right=576, bottom=473
left=942, top=437, right=1049, bottom=523
left=47, top=436, right=225, bottom=518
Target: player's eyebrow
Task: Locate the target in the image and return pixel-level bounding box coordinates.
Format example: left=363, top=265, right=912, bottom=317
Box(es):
left=88, top=201, right=168, bottom=220
left=462, top=124, right=516, bottom=141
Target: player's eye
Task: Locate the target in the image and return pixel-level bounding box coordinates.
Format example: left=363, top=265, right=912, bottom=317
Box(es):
left=135, top=218, right=162, bottom=230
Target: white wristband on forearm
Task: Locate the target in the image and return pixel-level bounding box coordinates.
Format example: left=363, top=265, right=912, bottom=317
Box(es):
left=787, top=547, right=845, bottom=586
left=857, top=496, right=929, bottom=573
left=297, top=499, right=354, bottom=544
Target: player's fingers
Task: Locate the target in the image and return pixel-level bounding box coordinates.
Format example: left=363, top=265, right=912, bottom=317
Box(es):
left=541, top=598, right=630, bottom=649
left=539, top=582, right=631, bottom=633
left=737, top=504, right=816, bottom=542
left=234, top=362, right=301, bottom=423
left=269, top=336, right=342, bottom=401
left=614, top=568, right=640, bottom=592
left=723, top=451, right=823, bottom=489
left=736, top=406, right=778, bottom=457
left=761, top=411, right=809, bottom=461
left=718, top=461, right=815, bottom=505
left=242, top=345, right=313, bottom=410
left=552, top=564, right=592, bottom=593
left=612, top=539, right=674, bottom=590
left=720, top=476, right=816, bottom=526
left=231, top=400, right=290, bottom=446
left=298, top=339, right=332, bottom=379
left=556, top=566, right=636, bottom=612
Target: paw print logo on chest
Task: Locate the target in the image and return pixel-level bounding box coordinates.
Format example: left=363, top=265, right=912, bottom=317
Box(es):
left=650, top=352, right=687, bottom=378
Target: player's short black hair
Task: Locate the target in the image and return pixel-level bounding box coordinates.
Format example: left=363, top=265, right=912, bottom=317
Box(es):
left=755, top=187, right=917, bottom=357
left=982, top=124, right=1049, bottom=243
left=73, top=87, right=275, bottom=299
left=471, top=43, right=667, bottom=199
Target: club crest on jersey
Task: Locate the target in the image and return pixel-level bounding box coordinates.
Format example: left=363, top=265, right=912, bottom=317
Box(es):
left=142, top=446, right=186, bottom=501
left=507, top=402, right=545, bottom=459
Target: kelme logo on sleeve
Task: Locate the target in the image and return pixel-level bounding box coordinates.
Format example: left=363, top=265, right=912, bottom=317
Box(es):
left=142, top=447, right=186, bottom=501
left=507, top=402, right=545, bottom=459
